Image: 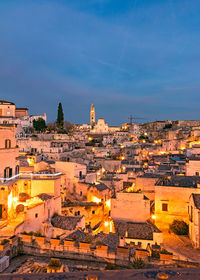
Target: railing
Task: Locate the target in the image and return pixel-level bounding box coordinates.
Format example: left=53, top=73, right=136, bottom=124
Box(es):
left=0, top=172, right=62, bottom=183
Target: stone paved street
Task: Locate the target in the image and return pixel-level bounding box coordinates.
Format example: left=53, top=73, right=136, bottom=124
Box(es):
left=162, top=231, right=200, bottom=263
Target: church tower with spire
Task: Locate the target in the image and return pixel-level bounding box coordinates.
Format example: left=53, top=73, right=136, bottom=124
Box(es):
left=90, top=104, right=95, bottom=128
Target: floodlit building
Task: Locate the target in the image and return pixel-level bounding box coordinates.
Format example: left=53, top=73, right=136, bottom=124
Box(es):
left=111, top=192, right=150, bottom=223
left=154, top=176, right=200, bottom=229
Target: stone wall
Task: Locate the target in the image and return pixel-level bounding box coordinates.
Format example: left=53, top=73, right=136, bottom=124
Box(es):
left=19, top=237, right=130, bottom=267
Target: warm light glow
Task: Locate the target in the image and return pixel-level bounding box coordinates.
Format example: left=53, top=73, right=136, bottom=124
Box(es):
left=27, top=157, right=34, bottom=166
left=142, top=140, right=146, bottom=143
left=104, top=221, right=109, bottom=227
left=189, top=141, right=200, bottom=148
left=8, top=192, right=18, bottom=212
left=13, top=197, right=18, bottom=202
left=152, top=215, right=156, bottom=220
left=105, top=199, right=111, bottom=208
left=121, top=156, right=125, bottom=160
left=8, top=192, right=13, bottom=210
left=92, top=196, right=101, bottom=203
left=88, top=137, right=93, bottom=141
left=159, top=151, right=168, bottom=155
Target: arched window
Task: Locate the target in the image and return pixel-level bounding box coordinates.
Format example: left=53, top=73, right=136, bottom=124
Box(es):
left=4, top=167, right=9, bottom=178
left=5, top=139, right=11, bottom=148
left=15, top=165, right=19, bottom=175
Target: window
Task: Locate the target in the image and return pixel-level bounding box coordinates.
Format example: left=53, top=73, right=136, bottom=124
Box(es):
left=190, top=206, right=193, bottom=222
left=196, top=172, right=199, bottom=176
left=15, top=165, right=19, bottom=175
left=5, top=139, right=11, bottom=148
left=162, top=203, right=168, bottom=212
left=35, top=213, right=38, bottom=218
left=80, top=191, right=82, bottom=196
left=9, top=168, right=12, bottom=178
left=92, top=210, right=95, bottom=214
left=4, top=167, right=9, bottom=178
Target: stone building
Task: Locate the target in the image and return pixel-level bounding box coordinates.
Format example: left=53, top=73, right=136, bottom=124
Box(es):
left=189, top=193, right=200, bottom=248
left=154, top=176, right=200, bottom=229
left=111, top=192, right=150, bottom=223
left=186, top=159, right=200, bottom=176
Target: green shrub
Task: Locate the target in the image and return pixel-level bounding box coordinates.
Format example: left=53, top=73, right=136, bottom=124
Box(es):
left=21, top=231, right=34, bottom=236
left=0, top=239, right=9, bottom=245
left=49, top=258, right=60, bottom=268
left=34, top=232, right=44, bottom=237
left=151, top=250, right=160, bottom=259
left=96, top=240, right=105, bottom=246
left=84, top=235, right=92, bottom=243
left=163, top=123, right=172, bottom=129
left=105, top=263, right=117, bottom=270
left=170, top=220, right=189, bottom=235
left=132, top=258, right=146, bottom=269
left=160, top=248, right=173, bottom=255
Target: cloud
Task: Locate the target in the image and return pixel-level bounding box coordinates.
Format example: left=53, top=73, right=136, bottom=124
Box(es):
left=0, top=0, right=200, bottom=123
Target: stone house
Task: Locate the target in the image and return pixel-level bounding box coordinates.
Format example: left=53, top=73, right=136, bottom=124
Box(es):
left=111, top=192, right=150, bottom=223
left=189, top=194, right=200, bottom=248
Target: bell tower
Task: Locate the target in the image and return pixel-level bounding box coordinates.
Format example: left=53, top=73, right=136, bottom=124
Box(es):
left=90, top=104, right=95, bottom=127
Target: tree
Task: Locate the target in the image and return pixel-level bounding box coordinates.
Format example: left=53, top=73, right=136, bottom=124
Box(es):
left=56, top=102, right=64, bottom=129
left=170, top=220, right=189, bottom=235
left=33, top=118, right=46, bottom=132
left=63, top=121, right=73, bottom=133
left=163, top=123, right=172, bottom=129
left=47, top=122, right=56, bottom=132
left=132, top=258, right=146, bottom=269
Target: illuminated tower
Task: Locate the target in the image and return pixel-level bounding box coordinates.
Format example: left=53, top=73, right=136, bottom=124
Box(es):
left=90, top=104, right=95, bottom=127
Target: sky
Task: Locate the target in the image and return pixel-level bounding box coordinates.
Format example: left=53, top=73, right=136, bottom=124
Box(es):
left=0, top=0, right=200, bottom=125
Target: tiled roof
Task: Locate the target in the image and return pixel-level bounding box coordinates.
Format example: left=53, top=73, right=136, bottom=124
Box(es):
left=37, top=193, right=53, bottom=201
left=192, top=194, right=200, bottom=210
left=113, top=220, right=161, bottom=240
left=89, top=183, right=109, bottom=191
left=51, top=215, right=83, bottom=230
left=65, top=229, right=87, bottom=241
left=94, top=232, right=119, bottom=250
left=156, top=175, right=200, bottom=188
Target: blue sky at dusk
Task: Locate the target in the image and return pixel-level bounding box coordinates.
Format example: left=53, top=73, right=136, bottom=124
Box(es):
left=0, top=0, right=200, bottom=125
